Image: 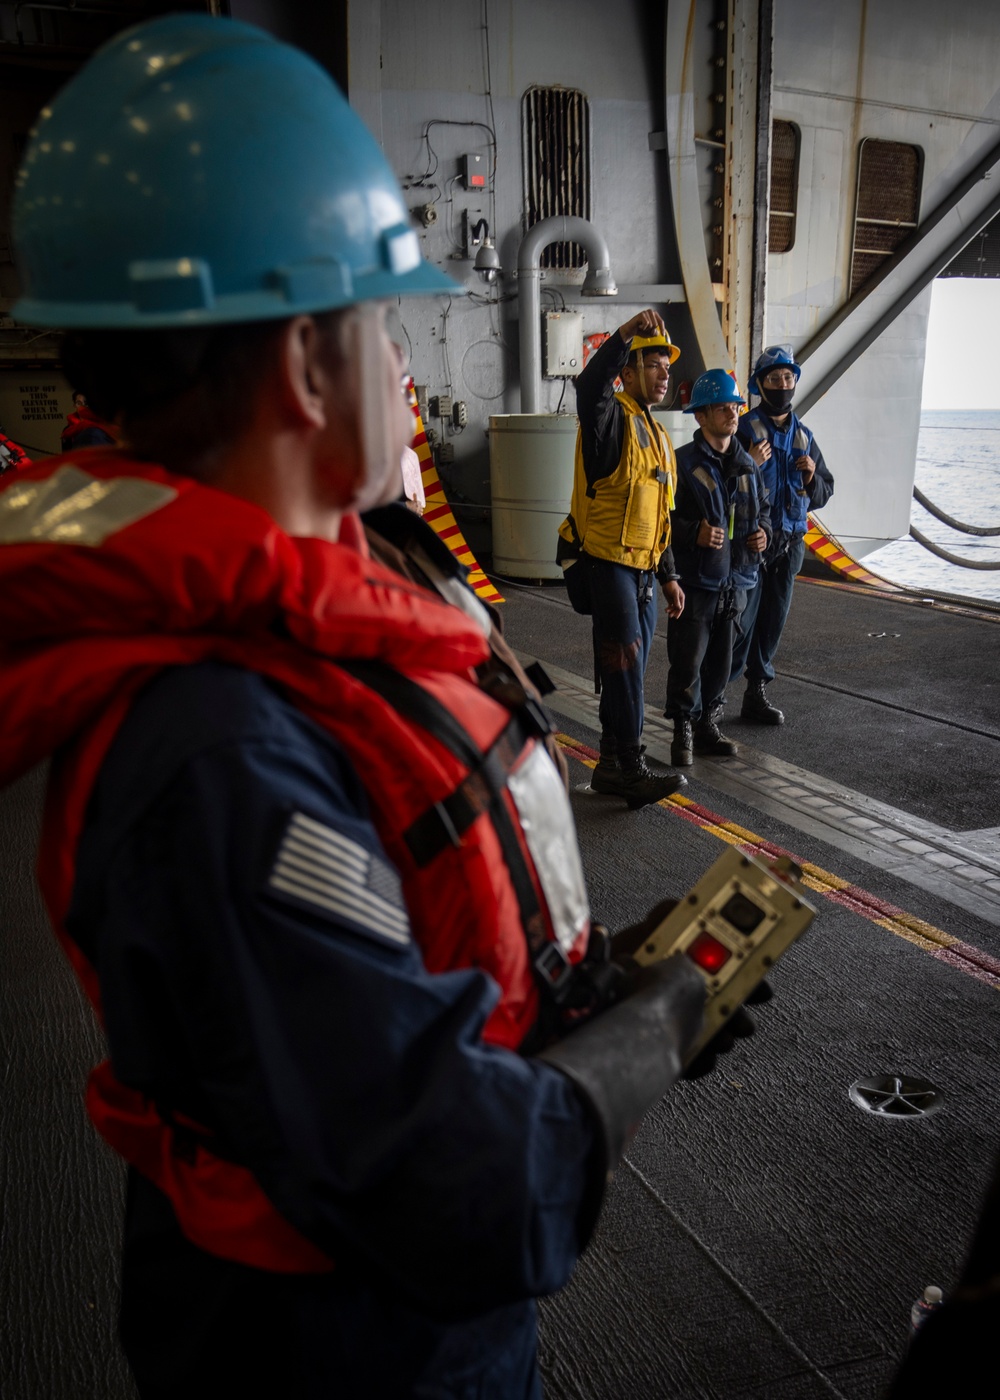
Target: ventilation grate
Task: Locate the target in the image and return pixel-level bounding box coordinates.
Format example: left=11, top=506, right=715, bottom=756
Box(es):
left=768, top=121, right=799, bottom=255
left=522, top=86, right=591, bottom=271
left=850, top=139, right=921, bottom=297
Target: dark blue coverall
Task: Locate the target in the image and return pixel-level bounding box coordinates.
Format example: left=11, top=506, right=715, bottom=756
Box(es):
left=68, top=661, right=599, bottom=1400
left=731, top=408, right=834, bottom=685
left=574, top=334, right=680, bottom=751
left=666, top=429, right=769, bottom=722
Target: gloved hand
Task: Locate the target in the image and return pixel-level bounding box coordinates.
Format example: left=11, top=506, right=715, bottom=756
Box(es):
left=611, top=898, right=680, bottom=961
left=611, top=898, right=773, bottom=1077
left=534, top=947, right=706, bottom=1250
left=537, top=952, right=705, bottom=1172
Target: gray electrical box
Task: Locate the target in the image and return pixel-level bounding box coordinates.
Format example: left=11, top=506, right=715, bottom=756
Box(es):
left=544, top=311, right=585, bottom=377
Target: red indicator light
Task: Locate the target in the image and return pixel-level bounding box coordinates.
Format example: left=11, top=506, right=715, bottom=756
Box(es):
left=470, top=175, right=485, bottom=187
left=687, top=931, right=732, bottom=975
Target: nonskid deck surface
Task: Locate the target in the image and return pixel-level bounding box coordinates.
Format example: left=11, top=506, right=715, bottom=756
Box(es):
left=2, top=576, right=999, bottom=1398
left=539, top=658, right=1000, bottom=932
left=499, top=576, right=1000, bottom=1399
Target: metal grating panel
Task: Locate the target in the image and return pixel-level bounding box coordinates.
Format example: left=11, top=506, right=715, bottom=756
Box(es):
left=522, top=86, right=591, bottom=270
left=850, top=139, right=921, bottom=297
left=940, top=209, right=1000, bottom=278
left=768, top=120, right=798, bottom=255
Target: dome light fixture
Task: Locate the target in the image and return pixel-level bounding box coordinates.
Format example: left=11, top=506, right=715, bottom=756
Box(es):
left=471, top=219, right=501, bottom=283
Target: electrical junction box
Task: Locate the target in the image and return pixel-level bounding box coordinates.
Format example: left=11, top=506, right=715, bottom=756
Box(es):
left=461, top=153, right=487, bottom=190
left=544, top=311, right=585, bottom=377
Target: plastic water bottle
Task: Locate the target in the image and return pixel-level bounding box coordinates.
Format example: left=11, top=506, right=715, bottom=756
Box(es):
left=910, top=1285, right=944, bottom=1336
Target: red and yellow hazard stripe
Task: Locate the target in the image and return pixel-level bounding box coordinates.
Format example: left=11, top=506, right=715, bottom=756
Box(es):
left=803, top=515, right=902, bottom=590
left=557, top=732, right=1000, bottom=990
left=405, top=378, right=503, bottom=605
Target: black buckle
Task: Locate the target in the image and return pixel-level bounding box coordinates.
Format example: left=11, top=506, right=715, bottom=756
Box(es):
left=534, top=941, right=574, bottom=999
left=521, top=696, right=556, bottom=740
left=431, top=800, right=463, bottom=850
left=524, top=661, right=556, bottom=697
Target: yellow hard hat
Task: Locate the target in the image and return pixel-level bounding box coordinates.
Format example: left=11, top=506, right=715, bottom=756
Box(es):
left=629, top=332, right=681, bottom=366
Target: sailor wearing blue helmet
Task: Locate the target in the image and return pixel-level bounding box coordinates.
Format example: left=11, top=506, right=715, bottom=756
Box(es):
left=5, top=14, right=708, bottom=1398
left=665, top=370, right=770, bottom=766
left=730, top=347, right=835, bottom=723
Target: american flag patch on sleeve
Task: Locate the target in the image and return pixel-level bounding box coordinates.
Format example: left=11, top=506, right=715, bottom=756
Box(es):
left=266, top=811, right=411, bottom=948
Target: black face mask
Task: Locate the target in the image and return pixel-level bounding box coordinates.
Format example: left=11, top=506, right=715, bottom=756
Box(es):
left=759, top=385, right=795, bottom=414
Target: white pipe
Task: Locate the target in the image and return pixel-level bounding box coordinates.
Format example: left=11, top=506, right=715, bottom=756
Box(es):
left=517, top=216, right=617, bottom=413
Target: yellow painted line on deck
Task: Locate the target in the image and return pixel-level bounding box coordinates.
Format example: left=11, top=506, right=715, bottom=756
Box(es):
left=557, top=733, right=1000, bottom=989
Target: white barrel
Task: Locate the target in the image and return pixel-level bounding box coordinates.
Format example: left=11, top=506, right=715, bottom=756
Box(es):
left=489, top=413, right=579, bottom=579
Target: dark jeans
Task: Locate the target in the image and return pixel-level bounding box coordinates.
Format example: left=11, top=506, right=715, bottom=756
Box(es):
left=588, top=555, right=657, bottom=750
left=730, top=535, right=805, bottom=684
left=665, top=585, right=745, bottom=722
left=120, top=1171, right=542, bottom=1400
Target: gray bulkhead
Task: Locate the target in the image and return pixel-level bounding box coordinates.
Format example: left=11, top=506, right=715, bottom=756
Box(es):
left=3, top=0, right=1000, bottom=555
left=768, top=0, right=1000, bottom=555
left=344, top=0, right=1000, bottom=561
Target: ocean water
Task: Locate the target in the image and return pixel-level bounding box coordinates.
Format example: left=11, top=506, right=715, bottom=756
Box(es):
left=861, top=410, right=1000, bottom=604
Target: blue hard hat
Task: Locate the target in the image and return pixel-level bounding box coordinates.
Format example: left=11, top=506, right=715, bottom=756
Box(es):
left=748, top=345, right=801, bottom=396
left=12, top=14, right=458, bottom=329
left=684, top=368, right=746, bottom=413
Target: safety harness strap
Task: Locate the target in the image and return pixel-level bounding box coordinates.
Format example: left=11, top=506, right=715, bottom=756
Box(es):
left=337, top=660, right=551, bottom=964
left=402, top=713, right=525, bottom=866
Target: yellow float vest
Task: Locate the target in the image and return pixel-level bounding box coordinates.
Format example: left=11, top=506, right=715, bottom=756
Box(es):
left=558, top=393, right=676, bottom=573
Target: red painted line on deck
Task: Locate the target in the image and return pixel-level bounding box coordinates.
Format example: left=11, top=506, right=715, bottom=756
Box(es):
left=556, top=733, right=1000, bottom=990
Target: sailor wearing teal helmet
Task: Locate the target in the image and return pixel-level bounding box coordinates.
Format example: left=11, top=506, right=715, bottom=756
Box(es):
left=730, top=346, right=835, bottom=723
left=3, top=15, right=708, bottom=1398
left=664, top=369, right=771, bottom=768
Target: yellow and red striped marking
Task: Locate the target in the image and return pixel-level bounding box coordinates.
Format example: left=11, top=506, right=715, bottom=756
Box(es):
left=557, top=732, right=1000, bottom=990
left=803, top=515, right=902, bottom=590
left=405, top=378, right=503, bottom=606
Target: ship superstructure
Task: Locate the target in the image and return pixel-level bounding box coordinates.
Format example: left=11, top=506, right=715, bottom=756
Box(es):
left=4, top=1, right=1000, bottom=564
left=2, top=6, right=1000, bottom=1398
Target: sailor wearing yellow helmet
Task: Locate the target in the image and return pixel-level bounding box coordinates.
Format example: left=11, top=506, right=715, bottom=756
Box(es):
left=557, top=309, right=688, bottom=807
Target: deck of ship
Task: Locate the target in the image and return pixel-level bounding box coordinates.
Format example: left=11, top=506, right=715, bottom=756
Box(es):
left=3, top=573, right=999, bottom=1399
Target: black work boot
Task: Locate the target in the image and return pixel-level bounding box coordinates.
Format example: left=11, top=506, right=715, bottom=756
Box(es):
left=619, top=746, right=687, bottom=809
left=590, top=738, right=625, bottom=797
left=670, top=718, right=693, bottom=768
left=693, top=712, right=738, bottom=757
left=741, top=680, right=784, bottom=725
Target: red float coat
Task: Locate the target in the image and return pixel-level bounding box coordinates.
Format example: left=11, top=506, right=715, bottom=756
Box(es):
left=0, top=450, right=590, bottom=1271
left=0, top=429, right=30, bottom=472
left=60, top=403, right=119, bottom=451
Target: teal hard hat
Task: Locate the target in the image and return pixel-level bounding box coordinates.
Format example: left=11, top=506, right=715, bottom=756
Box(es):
left=684, top=368, right=746, bottom=413
left=12, top=14, right=458, bottom=329
left=748, top=345, right=801, bottom=396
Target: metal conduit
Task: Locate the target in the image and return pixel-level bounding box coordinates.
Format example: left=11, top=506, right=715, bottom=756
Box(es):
left=912, top=485, right=1000, bottom=537
left=909, top=526, right=1000, bottom=570
left=517, top=216, right=616, bottom=413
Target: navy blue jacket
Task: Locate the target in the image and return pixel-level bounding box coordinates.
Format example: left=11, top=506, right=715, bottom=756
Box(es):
left=736, top=407, right=834, bottom=546
left=670, top=430, right=771, bottom=590
left=67, top=662, right=599, bottom=1391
